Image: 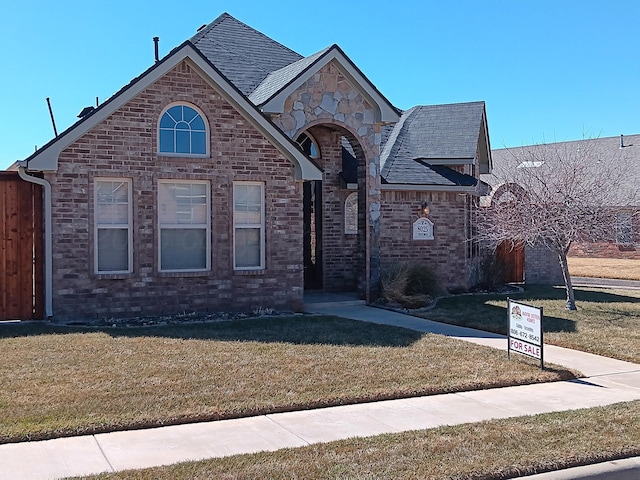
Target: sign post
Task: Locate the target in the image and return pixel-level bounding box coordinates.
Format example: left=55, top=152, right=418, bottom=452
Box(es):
left=507, top=298, right=544, bottom=369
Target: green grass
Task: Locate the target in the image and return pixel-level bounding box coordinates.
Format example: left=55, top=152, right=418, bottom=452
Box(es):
left=0, top=316, right=576, bottom=444
left=78, top=401, right=640, bottom=480
left=417, top=285, right=640, bottom=363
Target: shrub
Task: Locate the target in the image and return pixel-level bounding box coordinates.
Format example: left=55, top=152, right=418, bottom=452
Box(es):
left=468, top=253, right=507, bottom=291
left=380, top=263, right=442, bottom=309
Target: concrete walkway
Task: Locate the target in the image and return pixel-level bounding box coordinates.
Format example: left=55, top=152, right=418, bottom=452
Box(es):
left=1, top=304, right=639, bottom=480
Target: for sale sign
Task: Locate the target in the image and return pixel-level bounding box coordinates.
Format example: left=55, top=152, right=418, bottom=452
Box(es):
left=507, top=299, right=544, bottom=368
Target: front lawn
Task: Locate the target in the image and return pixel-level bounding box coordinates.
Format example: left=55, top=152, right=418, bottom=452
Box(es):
left=0, top=316, right=575, bottom=444
left=568, top=257, right=640, bottom=281
left=417, top=285, right=640, bottom=363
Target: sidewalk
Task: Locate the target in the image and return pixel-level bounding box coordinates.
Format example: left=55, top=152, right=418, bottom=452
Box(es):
left=1, top=304, right=638, bottom=480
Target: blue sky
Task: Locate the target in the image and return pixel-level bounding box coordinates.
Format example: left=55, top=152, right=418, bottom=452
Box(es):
left=2, top=0, right=638, bottom=169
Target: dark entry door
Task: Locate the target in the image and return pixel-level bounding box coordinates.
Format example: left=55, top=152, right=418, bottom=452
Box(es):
left=0, top=172, right=45, bottom=320
left=303, top=181, right=322, bottom=289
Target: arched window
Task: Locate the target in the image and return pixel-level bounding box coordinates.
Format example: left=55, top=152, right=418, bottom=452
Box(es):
left=159, top=104, right=207, bottom=155
left=296, top=132, right=320, bottom=158
left=345, top=192, right=358, bottom=234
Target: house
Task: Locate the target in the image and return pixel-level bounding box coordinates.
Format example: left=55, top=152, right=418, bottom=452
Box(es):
left=482, top=134, right=639, bottom=284
left=8, top=13, right=491, bottom=320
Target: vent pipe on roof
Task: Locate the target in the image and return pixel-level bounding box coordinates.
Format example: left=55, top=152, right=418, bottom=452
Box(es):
left=46, top=97, right=58, bottom=137
left=620, top=134, right=625, bottom=148
left=153, top=36, right=160, bottom=63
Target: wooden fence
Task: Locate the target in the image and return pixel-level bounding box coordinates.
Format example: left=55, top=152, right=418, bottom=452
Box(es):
left=0, top=172, right=44, bottom=320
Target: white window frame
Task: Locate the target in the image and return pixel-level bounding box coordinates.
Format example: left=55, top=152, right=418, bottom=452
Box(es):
left=344, top=192, right=358, bottom=234
left=233, top=181, right=265, bottom=270
left=94, top=178, right=133, bottom=274
left=158, top=180, right=211, bottom=272
left=157, top=102, right=209, bottom=157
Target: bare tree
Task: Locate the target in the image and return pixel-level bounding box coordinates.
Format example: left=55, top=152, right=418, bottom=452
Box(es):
left=479, top=137, right=639, bottom=310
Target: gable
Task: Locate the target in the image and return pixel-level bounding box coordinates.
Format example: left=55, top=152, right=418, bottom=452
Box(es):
left=251, top=45, right=399, bottom=124
left=380, top=102, right=491, bottom=190
left=20, top=43, right=321, bottom=181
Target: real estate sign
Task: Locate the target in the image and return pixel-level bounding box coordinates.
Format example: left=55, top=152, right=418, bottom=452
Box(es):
left=507, top=299, right=544, bottom=368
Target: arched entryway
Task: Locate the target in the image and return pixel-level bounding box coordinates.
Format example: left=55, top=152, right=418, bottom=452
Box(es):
left=296, top=126, right=367, bottom=294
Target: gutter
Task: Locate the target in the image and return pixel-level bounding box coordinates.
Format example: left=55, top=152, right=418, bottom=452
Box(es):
left=380, top=184, right=479, bottom=194
left=18, top=167, right=53, bottom=317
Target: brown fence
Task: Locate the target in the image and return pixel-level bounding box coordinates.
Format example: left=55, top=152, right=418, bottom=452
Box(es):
left=497, top=240, right=525, bottom=283
left=0, top=172, right=44, bottom=320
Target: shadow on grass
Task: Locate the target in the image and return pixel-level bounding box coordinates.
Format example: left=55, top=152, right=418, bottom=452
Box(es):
left=423, top=285, right=640, bottom=336
left=425, top=297, right=574, bottom=336
left=0, top=316, right=426, bottom=347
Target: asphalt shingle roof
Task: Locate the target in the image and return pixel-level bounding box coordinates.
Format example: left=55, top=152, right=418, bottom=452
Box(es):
left=190, top=13, right=303, bottom=96
left=249, top=47, right=331, bottom=106
left=484, top=134, right=640, bottom=203
left=380, top=102, right=486, bottom=186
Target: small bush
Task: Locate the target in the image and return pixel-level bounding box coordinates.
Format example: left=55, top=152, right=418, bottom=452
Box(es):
left=468, top=253, right=507, bottom=291
left=380, top=263, right=442, bottom=309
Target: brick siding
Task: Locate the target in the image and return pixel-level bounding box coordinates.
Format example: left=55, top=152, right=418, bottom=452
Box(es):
left=46, top=61, right=304, bottom=320
left=379, top=190, right=473, bottom=290
left=569, top=242, right=639, bottom=260
left=524, top=244, right=564, bottom=284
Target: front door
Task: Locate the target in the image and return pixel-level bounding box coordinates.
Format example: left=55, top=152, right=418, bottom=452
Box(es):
left=303, top=180, right=322, bottom=289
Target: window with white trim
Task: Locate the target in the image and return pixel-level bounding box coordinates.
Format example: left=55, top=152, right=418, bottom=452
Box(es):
left=158, top=104, right=208, bottom=155
left=95, top=178, right=132, bottom=273
left=233, top=182, right=265, bottom=270
left=158, top=181, right=210, bottom=271
left=345, top=192, right=358, bottom=234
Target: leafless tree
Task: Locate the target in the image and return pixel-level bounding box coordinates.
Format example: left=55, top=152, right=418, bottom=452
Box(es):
left=479, top=137, right=639, bottom=310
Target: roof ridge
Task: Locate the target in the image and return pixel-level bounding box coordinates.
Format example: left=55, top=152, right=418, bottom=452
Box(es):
left=189, top=12, right=230, bottom=44
left=380, top=107, right=420, bottom=175
left=492, top=133, right=640, bottom=152
left=190, top=12, right=302, bottom=58
left=418, top=100, right=486, bottom=109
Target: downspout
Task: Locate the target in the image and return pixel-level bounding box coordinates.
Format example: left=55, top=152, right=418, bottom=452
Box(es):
left=18, top=166, right=53, bottom=318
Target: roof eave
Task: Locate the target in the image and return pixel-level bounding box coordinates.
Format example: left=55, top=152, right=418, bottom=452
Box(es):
left=477, top=105, right=492, bottom=174
left=381, top=183, right=481, bottom=194
left=418, top=157, right=476, bottom=165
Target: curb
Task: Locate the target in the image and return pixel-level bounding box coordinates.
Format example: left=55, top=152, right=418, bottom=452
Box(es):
left=521, top=456, right=640, bottom=479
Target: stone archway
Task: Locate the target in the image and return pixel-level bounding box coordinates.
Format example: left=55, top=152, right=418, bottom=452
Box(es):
left=298, top=125, right=368, bottom=294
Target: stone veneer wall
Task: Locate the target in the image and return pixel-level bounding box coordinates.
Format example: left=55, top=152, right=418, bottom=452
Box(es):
left=269, top=61, right=382, bottom=298
left=379, top=190, right=471, bottom=290
left=46, top=61, right=304, bottom=320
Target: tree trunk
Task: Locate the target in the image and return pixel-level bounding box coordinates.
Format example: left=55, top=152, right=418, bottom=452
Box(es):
left=557, top=248, right=577, bottom=310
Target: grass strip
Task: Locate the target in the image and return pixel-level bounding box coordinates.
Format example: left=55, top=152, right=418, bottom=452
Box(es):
left=79, top=400, right=640, bottom=480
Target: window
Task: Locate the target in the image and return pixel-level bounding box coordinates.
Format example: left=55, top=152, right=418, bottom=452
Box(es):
left=345, top=192, right=358, bottom=234
left=296, top=132, right=320, bottom=158
left=95, top=179, right=132, bottom=273
left=158, top=181, right=210, bottom=271
left=233, top=182, right=265, bottom=269
left=616, top=213, right=633, bottom=245
left=159, top=104, right=207, bottom=155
